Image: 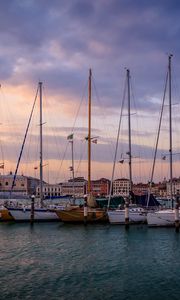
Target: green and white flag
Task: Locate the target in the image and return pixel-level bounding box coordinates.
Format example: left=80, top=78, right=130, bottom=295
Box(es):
left=67, top=133, right=73, bottom=140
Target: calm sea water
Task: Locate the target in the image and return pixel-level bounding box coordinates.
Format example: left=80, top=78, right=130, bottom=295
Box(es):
left=0, top=223, right=180, bottom=300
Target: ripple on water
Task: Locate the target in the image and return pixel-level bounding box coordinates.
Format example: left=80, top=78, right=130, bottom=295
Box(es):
left=0, top=224, right=180, bottom=300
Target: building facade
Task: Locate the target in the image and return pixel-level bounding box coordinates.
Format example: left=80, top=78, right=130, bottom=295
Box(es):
left=90, top=178, right=110, bottom=197
left=36, top=184, right=62, bottom=198
left=61, top=177, right=87, bottom=197
left=113, top=178, right=131, bottom=197
left=0, top=173, right=40, bottom=197
left=132, top=183, right=148, bottom=195
left=166, top=178, right=180, bottom=197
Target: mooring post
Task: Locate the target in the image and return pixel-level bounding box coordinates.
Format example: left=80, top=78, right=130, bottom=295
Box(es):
left=84, top=195, right=88, bottom=225
left=125, top=197, right=129, bottom=230
left=30, top=195, right=35, bottom=224
left=175, top=192, right=179, bottom=232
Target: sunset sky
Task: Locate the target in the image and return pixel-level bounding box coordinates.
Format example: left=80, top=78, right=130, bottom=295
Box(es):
left=0, top=0, right=180, bottom=184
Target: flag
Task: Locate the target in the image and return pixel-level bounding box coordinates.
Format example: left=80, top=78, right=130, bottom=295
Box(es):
left=162, top=155, right=166, bottom=160
left=119, top=160, right=124, bottom=164
left=85, top=136, right=88, bottom=141
left=92, top=139, right=97, bottom=144
left=67, top=133, right=73, bottom=140
left=69, top=166, right=73, bottom=171
left=126, top=151, right=130, bottom=155
left=0, top=163, right=4, bottom=169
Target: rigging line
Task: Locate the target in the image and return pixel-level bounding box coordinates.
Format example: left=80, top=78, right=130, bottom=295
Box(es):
left=107, top=74, right=127, bottom=209
left=71, top=81, right=88, bottom=132
left=55, top=141, right=69, bottom=183
left=41, top=85, right=51, bottom=183
left=10, top=85, right=39, bottom=195
left=92, top=76, right=116, bottom=158
left=75, top=140, right=86, bottom=176
left=147, top=70, right=169, bottom=205
left=130, top=73, right=145, bottom=182
left=23, top=96, right=38, bottom=176
left=0, top=86, right=5, bottom=164
left=54, top=81, right=88, bottom=183
left=42, top=85, right=63, bottom=181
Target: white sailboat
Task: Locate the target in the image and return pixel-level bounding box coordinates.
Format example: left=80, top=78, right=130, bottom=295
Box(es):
left=7, top=82, right=59, bottom=221
left=108, top=69, right=147, bottom=225
left=147, top=54, right=180, bottom=227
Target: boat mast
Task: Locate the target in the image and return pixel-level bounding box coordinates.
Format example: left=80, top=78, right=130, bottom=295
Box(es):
left=127, top=69, right=132, bottom=196
left=147, top=71, right=168, bottom=207
left=168, top=54, right=173, bottom=206
left=88, top=69, right=92, bottom=196
left=71, top=138, right=75, bottom=204
left=39, top=81, right=43, bottom=207
left=125, top=69, right=131, bottom=228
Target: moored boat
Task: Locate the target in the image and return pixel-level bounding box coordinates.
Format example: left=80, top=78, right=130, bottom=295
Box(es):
left=0, top=205, right=14, bottom=221
left=56, top=69, right=109, bottom=223
left=96, top=195, right=124, bottom=209
left=108, top=206, right=146, bottom=224
left=147, top=55, right=180, bottom=227
left=147, top=209, right=178, bottom=227
left=7, top=206, right=59, bottom=222
left=5, top=83, right=61, bottom=222
left=56, top=206, right=107, bottom=223
left=107, top=69, right=149, bottom=225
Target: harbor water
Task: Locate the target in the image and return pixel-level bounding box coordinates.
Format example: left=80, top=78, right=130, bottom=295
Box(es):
left=0, top=223, right=180, bottom=300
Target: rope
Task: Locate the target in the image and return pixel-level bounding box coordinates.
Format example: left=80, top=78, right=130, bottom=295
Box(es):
left=10, top=85, right=39, bottom=194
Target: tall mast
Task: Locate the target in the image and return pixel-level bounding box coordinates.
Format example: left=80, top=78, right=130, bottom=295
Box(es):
left=88, top=69, right=92, bottom=195
left=168, top=54, right=173, bottom=205
left=125, top=69, right=131, bottom=228
left=39, top=81, right=43, bottom=207
left=127, top=69, right=132, bottom=195
left=71, top=138, right=75, bottom=204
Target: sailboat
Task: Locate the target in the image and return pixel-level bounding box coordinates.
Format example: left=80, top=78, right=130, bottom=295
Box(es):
left=147, top=54, right=180, bottom=227
left=0, top=205, right=14, bottom=221
left=6, top=82, right=59, bottom=221
left=55, top=69, right=107, bottom=223
left=107, top=69, right=147, bottom=224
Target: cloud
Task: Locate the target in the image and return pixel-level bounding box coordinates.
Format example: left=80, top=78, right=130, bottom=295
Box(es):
left=1, top=0, right=180, bottom=181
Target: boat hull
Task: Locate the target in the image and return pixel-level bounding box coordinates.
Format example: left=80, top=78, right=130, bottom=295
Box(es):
left=56, top=208, right=108, bottom=223
left=7, top=207, right=59, bottom=222
left=0, top=206, right=14, bottom=221
left=147, top=209, right=176, bottom=227
left=108, top=209, right=146, bottom=224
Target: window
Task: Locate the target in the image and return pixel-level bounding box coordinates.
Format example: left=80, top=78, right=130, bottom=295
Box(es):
left=5, top=182, right=8, bottom=186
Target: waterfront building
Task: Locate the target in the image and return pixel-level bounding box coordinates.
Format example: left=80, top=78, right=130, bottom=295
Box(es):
left=156, top=181, right=167, bottom=197
left=133, top=181, right=167, bottom=197
left=0, top=172, right=40, bottom=197
left=90, top=178, right=110, bottom=197
left=166, top=177, right=180, bottom=197
left=36, top=183, right=62, bottom=198
left=132, top=182, right=148, bottom=195
left=113, top=178, right=131, bottom=197
left=61, top=177, right=87, bottom=197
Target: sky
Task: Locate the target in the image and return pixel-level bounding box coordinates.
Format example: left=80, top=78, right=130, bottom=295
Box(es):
left=1, top=0, right=180, bottom=184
